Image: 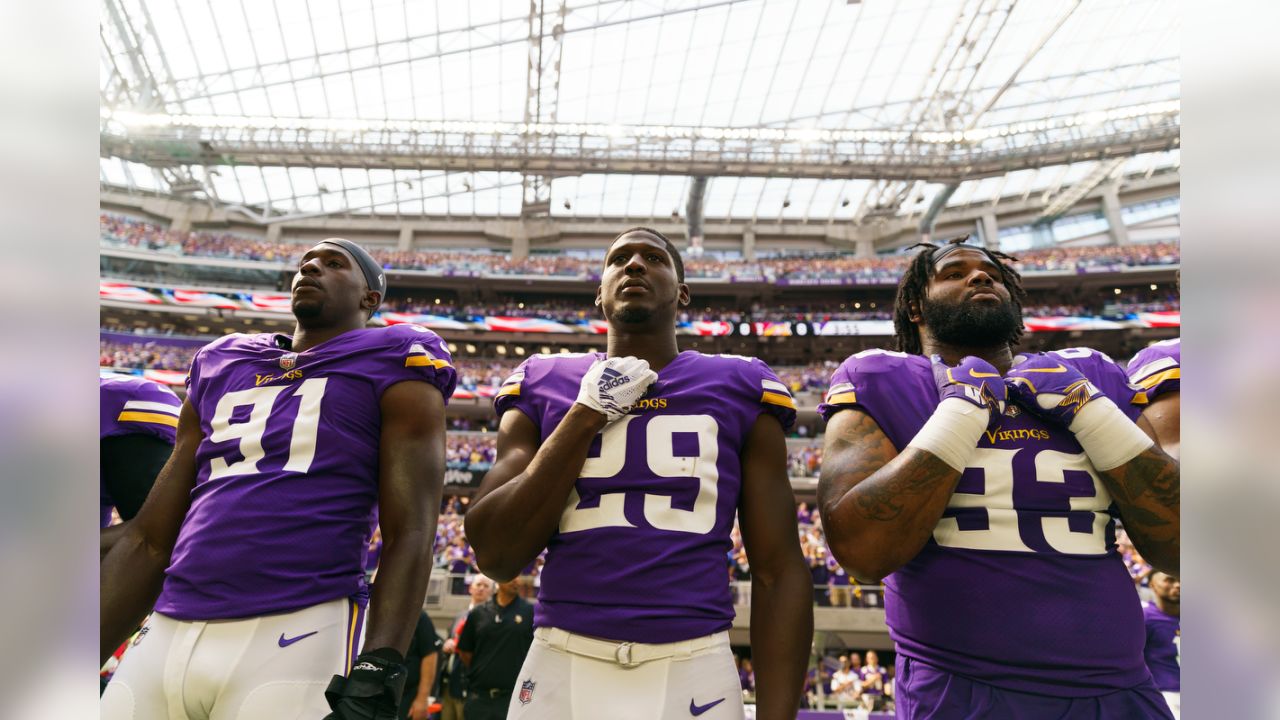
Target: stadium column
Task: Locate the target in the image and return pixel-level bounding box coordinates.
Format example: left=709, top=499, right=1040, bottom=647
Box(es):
left=978, top=212, right=1000, bottom=250
left=398, top=226, right=413, bottom=251
left=827, top=224, right=874, bottom=259
left=742, top=227, right=756, bottom=261
left=855, top=234, right=874, bottom=259
left=265, top=223, right=282, bottom=245
left=1101, top=181, right=1131, bottom=246
left=169, top=205, right=192, bottom=233
left=510, top=225, right=530, bottom=261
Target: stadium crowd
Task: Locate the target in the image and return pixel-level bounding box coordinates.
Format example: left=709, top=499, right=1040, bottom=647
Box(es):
left=102, top=212, right=1179, bottom=280
left=99, top=338, right=195, bottom=371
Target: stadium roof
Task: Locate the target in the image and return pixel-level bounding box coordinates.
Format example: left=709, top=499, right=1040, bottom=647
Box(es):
left=100, top=0, right=1179, bottom=223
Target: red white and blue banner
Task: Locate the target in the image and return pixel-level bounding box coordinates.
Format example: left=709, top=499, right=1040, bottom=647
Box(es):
left=689, top=321, right=733, bottom=336
left=165, top=288, right=241, bottom=310
left=100, top=282, right=162, bottom=304
left=480, top=316, right=578, bottom=333
left=381, top=312, right=473, bottom=330
left=143, top=369, right=188, bottom=386
left=245, top=292, right=293, bottom=313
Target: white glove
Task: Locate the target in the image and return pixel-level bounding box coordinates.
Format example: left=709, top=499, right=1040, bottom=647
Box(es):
left=575, top=356, right=658, bottom=423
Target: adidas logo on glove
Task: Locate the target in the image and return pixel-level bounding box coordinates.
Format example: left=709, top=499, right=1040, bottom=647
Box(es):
left=577, top=357, right=658, bottom=423
left=599, top=368, right=632, bottom=392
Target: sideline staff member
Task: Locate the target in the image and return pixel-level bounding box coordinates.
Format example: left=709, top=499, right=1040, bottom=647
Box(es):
left=402, top=609, right=444, bottom=720
left=458, top=578, right=534, bottom=720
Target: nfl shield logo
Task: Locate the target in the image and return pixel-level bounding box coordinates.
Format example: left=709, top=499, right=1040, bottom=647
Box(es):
left=518, top=679, right=536, bottom=705
left=279, top=353, right=298, bottom=370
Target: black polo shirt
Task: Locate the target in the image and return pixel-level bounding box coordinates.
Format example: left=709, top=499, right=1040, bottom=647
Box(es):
left=457, top=595, right=535, bottom=694
left=398, top=611, right=443, bottom=718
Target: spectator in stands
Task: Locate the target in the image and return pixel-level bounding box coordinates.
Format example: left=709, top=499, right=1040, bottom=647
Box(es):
left=859, top=650, right=887, bottom=710
left=739, top=657, right=756, bottom=695
left=830, top=655, right=861, bottom=706
left=809, top=544, right=831, bottom=607
left=828, top=555, right=852, bottom=607
left=102, top=213, right=1179, bottom=280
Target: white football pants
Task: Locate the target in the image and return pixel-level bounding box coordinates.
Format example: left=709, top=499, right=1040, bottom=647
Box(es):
left=101, top=597, right=365, bottom=720
left=507, top=627, right=745, bottom=720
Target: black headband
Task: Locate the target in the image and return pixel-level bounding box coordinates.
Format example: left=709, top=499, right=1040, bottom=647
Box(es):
left=317, top=238, right=386, bottom=306
left=930, top=240, right=982, bottom=265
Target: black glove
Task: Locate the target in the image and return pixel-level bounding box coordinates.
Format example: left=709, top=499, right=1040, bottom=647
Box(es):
left=322, top=647, right=408, bottom=720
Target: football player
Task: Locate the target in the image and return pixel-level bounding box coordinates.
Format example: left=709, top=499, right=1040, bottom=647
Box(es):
left=465, top=228, right=812, bottom=720
left=818, top=238, right=1179, bottom=718
left=100, top=238, right=456, bottom=720
left=1128, top=338, right=1180, bottom=459
left=99, top=373, right=181, bottom=557
left=1143, top=571, right=1181, bottom=718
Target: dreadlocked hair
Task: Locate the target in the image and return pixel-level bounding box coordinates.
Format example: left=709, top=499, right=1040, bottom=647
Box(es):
left=892, top=235, right=1027, bottom=355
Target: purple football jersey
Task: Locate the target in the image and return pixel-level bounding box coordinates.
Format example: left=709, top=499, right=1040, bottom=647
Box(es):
left=100, top=374, right=181, bottom=527
left=155, top=325, right=456, bottom=620
left=1128, top=338, right=1180, bottom=401
left=1142, top=603, right=1180, bottom=692
left=818, top=347, right=1152, bottom=697
left=494, top=351, right=796, bottom=642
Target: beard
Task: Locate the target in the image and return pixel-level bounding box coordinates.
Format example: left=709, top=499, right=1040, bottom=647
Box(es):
left=291, top=296, right=324, bottom=321
left=920, top=294, right=1021, bottom=348
left=613, top=305, right=654, bottom=325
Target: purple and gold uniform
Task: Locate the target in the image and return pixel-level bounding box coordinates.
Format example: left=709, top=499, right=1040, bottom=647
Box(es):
left=1142, top=603, right=1180, bottom=693
left=494, top=351, right=795, bottom=643
left=154, top=325, right=456, bottom=620
left=1128, top=339, right=1180, bottom=401
left=99, top=374, right=181, bottom=527
left=818, top=347, right=1157, bottom=698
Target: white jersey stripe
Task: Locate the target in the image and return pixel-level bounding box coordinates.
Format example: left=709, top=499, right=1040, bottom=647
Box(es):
left=1128, top=356, right=1178, bottom=383
left=761, top=379, right=790, bottom=394
left=122, top=400, right=181, bottom=415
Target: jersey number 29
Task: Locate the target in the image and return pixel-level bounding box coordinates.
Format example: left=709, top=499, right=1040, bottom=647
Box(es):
left=561, top=414, right=719, bottom=535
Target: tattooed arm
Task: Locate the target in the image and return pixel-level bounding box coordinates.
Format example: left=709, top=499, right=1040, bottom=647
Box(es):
left=1097, top=413, right=1180, bottom=577
left=817, top=408, right=964, bottom=582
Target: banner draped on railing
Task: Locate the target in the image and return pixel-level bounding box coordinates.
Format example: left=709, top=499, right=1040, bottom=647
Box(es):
left=100, top=283, right=1181, bottom=335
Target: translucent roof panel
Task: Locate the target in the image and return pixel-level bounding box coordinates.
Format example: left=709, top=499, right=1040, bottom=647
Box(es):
left=101, top=0, right=1179, bottom=220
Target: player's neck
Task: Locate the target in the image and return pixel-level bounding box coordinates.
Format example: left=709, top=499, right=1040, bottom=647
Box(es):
left=1155, top=598, right=1179, bottom=617
left=495, top=589, right=518, bottom=607
left=921, top=338, right=1015, bottom=375
left=290, top=319, right=365, bottom=353
left=605, top=331, right=680, bottom=371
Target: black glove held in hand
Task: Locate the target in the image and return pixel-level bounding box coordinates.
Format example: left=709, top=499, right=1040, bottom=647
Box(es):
left=322, top=647, right=408, bottom=720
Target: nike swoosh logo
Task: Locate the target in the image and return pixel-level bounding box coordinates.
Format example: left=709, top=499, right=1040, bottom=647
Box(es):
left=1021, top=365, right=1067, bottom=373
left=278, top=631, right=318, bottom=647
left=969, top=370, right=1000, bottom=377
left=690, top=697, right=725, bottom=716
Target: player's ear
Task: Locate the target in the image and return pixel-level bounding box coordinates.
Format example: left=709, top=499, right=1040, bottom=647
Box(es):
left=594, top=286, right=603, bottom=307
left=907, top=300, right=922, bottom=323
left=362, top=290, right=382, bottom=314
left=677, top=283, right=691, bottom=307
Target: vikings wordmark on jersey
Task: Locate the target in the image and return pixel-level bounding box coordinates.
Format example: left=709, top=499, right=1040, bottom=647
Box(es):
left=495, top=351, right=796, bottom=643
